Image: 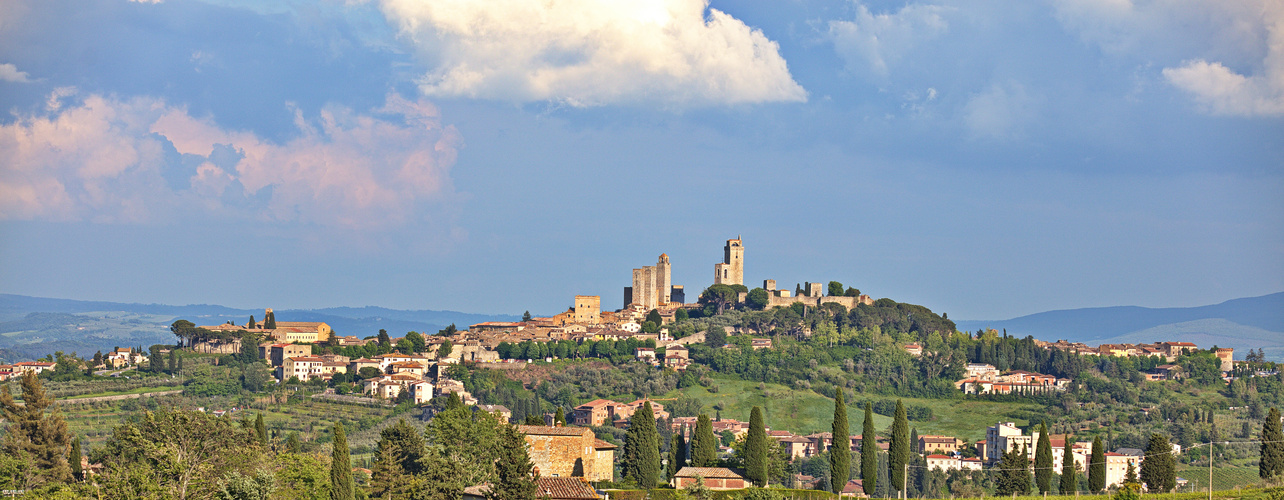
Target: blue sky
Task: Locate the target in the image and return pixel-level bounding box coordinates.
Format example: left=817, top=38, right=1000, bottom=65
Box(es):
left=1, top=0, right=1281, bottom=320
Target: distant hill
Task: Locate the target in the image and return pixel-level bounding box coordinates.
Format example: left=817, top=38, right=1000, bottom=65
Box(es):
left=955, top=292, right=1284, bottom=360
left=0, top=294, right=519, bottom=363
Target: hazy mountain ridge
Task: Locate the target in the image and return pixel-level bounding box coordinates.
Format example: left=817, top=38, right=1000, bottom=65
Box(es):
left=955, top=292, right=1284, bottom=360
left=0, top=294, right=519, bottom=362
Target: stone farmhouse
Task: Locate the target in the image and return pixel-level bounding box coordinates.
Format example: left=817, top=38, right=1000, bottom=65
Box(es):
left=516, top=425, right=616, bottom=482
left=672, top=467, right=747, bottom=490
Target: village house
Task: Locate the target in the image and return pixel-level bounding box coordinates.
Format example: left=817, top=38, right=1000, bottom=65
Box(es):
left=671, top=467, right=747, bottom=490
left=918, top=435, right=964, bottom=454
left=463, top=477, right=599, bottom=500
left=516, top=425, right=616, bottom=482
left=261, top=343, right=311, bottom=367
left=664, top=345, right=691, bottom=370
left=280, top=356, right=323, bottom=382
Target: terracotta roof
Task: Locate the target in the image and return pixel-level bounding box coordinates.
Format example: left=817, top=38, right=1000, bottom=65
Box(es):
left=927, top=454, right=954, bottom=459
left=534, top=477, right=598, bottom=500
left=593, top=438, right=617, bottom=450
left=516, top=425, right=591, bottom=436
left=673, top=467, right=745, bottom=479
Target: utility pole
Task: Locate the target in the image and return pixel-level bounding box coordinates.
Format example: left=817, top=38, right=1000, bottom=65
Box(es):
left=903, top=463, right=909, bottom=500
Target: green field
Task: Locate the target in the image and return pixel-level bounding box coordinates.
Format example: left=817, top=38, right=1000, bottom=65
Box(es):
left=661, top=376, right=1044, bottom=441
left=1177, top=464, right=1268, bottom=492
left=62, top=385, right=182, bottom=399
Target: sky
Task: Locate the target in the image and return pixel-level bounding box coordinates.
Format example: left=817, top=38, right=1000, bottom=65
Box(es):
left=1, top=0, right=1281, bottom=320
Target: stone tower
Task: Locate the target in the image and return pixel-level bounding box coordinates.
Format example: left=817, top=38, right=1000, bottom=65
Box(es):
left=714, top=236, right=744, bottom=286
left=657, top=253, right=671, bottom=305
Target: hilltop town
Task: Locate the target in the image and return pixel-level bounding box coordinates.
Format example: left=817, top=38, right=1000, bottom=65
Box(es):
left=1, top=236, right=1281, bottom=500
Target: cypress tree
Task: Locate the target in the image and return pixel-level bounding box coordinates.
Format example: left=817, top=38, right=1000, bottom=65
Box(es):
left=69, top=438, right=82, bottom=482
left=745, top=406, right=768, bottom=486
left=910, top=427, right=919, bottom=455
left=1140, top=433, right=1175, bottom=492
left=675, top=429, right=688, bottom=471
left=669, top=434, right=684, bottom=478
left=875, top=451, right=891, bottom=499
left=890, top=399, right=910, bottom=496
left=1261, top=407, right=1284, bottom=479
left=555, top=406, right=566, bottom=426
left=287, top=432, right=301, bottom=454
left=621, top=402, right=661, bottom=488
left=330, top=422, right=353, bottom=500
left=1035, top=422, right=1053, bottom=493
left=861, top=402, right=878, bottom=496
left=264, top=311, right=276, bottom=330
left=0, top=371, right=71, bottom=484
left=997, top=445, right=1032, bottom=496
left=691, top=414, right=718, bottom=467
left=1125, top=461, right=1138, bottom=484
left=831, top=391, right=851, bottom=494
left=255, top=413, right=268, bottom=445
left=1089, top=435, right=1106, bottom=493
left=490, top=424, right=539, bottom=500
left=167, top=350, right=176, bottom=374
left=176, top=351, right=184, bottom=374
left=248, top=315, right=256, bottom=328
left=1060, top=434, right=1077, bottom=494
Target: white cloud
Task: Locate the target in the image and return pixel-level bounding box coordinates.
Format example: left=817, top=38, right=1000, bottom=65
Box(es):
left=963, top=82, right=1039, bottom=140
left=1052, top=0, right=1284, bottom=116
left=0, top=63, right=31, bottom=82
left=0, top=90, right=462, bottom=228
left=377, top=0, right=806, bottom=107
left=828, top=3, right=950, bottom=77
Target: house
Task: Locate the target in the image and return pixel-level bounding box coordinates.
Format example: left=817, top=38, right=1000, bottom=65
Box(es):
left=516, top=425, right=615, bottom=482
left=904, top=344, right=923, bottom=357
left=475, top=404, right=512, bottom=422
left=965, top=363, right=1000, bottom=380
left=270, top=321, right=334, bottom=344
left=635, top=347, right=656, bottom=361
left=349, top=357, right=380, bottom=374
left=389, top=361, right=428, bottom=377
left=13, top=361, right=56, bottom=374
left=919, top=435, right=963, bottom=454
left=463, top=477, right=599, bottom=500
left=281, top=356, right=324, bottom=382
left=925, top=454, right=958, bottom=471
left=671, top=467, right=746, bottom=490
left=664, top=345, right=690, bottom=370
left=841, top=479, right=866, bottom=498
left=106, top=348, right=135, bottom=367
left=779, top=435, right=812, bottom=459
left=1104, top=452, right=1141, bottom=488
left=1152, top=364, right=1184, bottom=380
left=262, top=343, right=311, bottom=367
left=750, top=338, right=772, bottom=350
left=573, top=399, right=625, bottom=427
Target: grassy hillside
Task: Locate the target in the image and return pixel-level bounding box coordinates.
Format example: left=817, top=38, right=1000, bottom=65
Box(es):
left=661, top=376, right=1043, bottom=441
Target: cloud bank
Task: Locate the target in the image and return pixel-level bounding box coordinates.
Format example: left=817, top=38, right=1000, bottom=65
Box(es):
left=0, top=90, right=461, bottom=228
left=0, top=63, right=31, bottom=82
left=377, top=0, right=807, bottom=107
left=1053, top=0, right=1284, bottom=116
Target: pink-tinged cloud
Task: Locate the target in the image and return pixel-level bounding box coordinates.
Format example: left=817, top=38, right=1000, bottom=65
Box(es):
left=0, top=90, right=462, bottom=228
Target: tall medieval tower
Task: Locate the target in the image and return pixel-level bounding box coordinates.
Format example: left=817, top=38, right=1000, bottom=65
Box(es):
left=657, top=253, right=671, bottom=305
left=714, top=236, right=744, bottom=286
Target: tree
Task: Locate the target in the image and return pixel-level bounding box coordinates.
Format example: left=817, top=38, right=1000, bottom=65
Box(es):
left=69, top=438, right=82, bottom=482
left=746, top=288, right=770, bottom=310
left=831, top=391, right=851, bottom=494
left=239, top=331, right=263, bottom=365
left=149, top=345, right=163, bottom=373
left=218, top=469, right=277, bottom=500
left=263, top=311, right=276, bottom=330
left=691, top=414, right=718, bottom=467
left=406, top=331, right=426, bottom=353
left=255, top=413, right=268, bottom=445
left=168, top=350, right=177, bottom=373
left=675, top=309, right=689, bottom=322
left=861, top=402, right=877, bottom=496
left=889, top=399, right=910, bottom=495
left=1261, top=407, right=1284, bottom=479
left=377, top=329, right=391, bottom=346
left=1089, top=435, right=1106, bottom=493
left=396, top=338, right=414, bottom=355
left=1140, top=433, right=1175, bottom=492
left=1125, top=460, right=1138, bottom=485
left=744, top=406, right=768, bottom=486
left=554, top=407, right=566, bottom=426
left=621, top=402, right=661, bottom=488
left=286, top=433, right=301, bottom=454
left=248, top=315, right=256, bottom=329
left=438, top=339, right=454, bottom=360
left=522, top=311, right=532, bottom=322
left=996, top=445, right=1031, bottom=496
left=1060, top=434, right=1077, bottom=494
left=668, top=434, right=685, bottom=479
left=828, top=281, right=845, bottom=297
left=330, top=422, right=353, bottom=500
left=1035, top=422, right=1053, bottom=493
left=488, top=424, right=538, bottom=500
left=100, top=407, right=260, bottom=500
left=0, top=371, right=71, bottom=485
left=646, top=309, right=663, bottom=326
left=699, top=284, right=739, bottom=315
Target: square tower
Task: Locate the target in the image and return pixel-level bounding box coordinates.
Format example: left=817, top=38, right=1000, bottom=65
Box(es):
left=573, top=295, right=600, bottom=325
left=714, top=237, right=744, bottom=286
